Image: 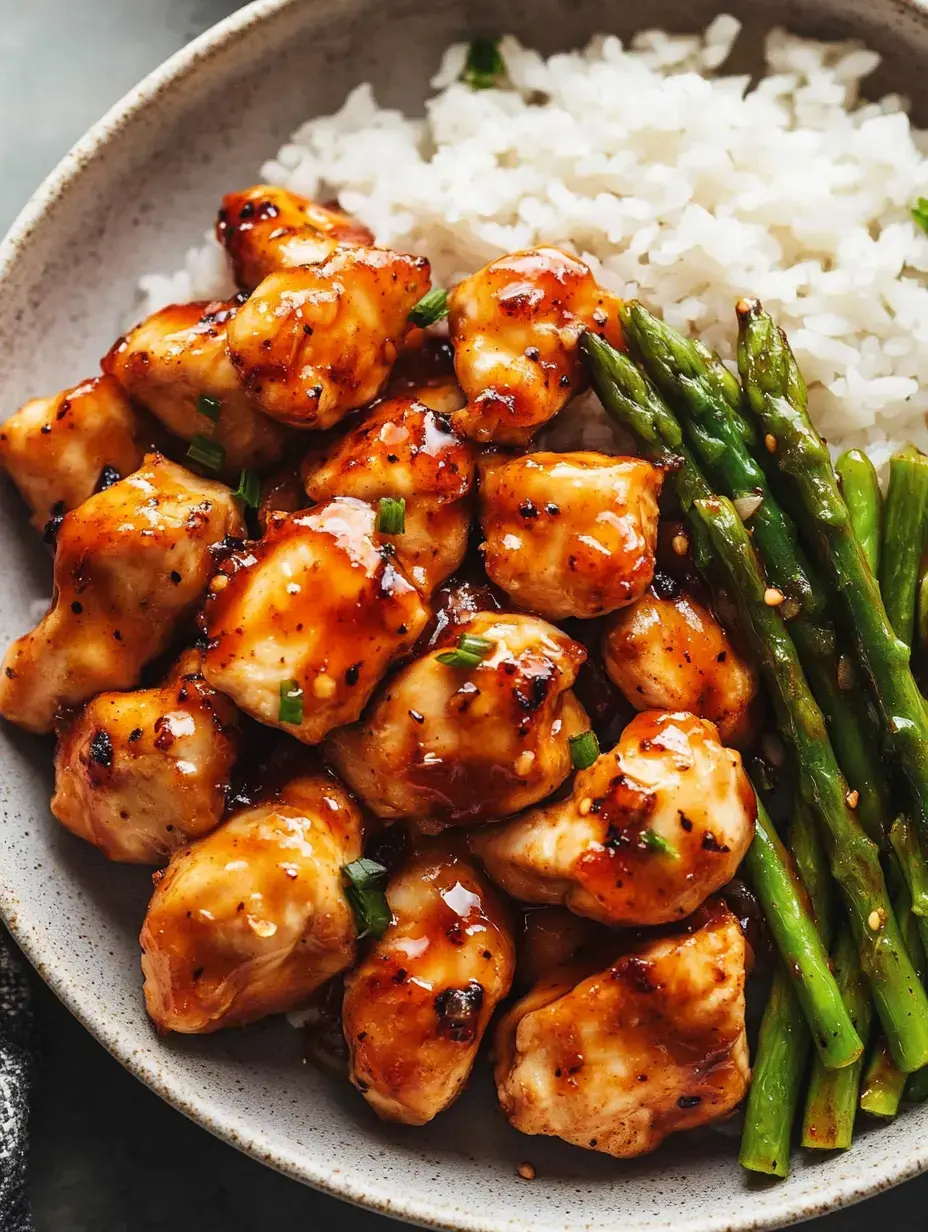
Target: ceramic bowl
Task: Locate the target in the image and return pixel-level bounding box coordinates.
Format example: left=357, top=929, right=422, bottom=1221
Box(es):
left=2, top=0, right=928, bottom=1227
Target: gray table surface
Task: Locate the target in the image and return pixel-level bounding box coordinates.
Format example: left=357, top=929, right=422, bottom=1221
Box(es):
left=3, top=1, right=928, bottom=1228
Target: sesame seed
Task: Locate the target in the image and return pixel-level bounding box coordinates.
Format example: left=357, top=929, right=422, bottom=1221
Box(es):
left=517, top=1162, right=536, bottom=1181
left=765, top=434, right=777, bottom=453
left=868, top=910, right=882, bottom=931
left=578, top=797, right=593, bottom=816
left=764, top=588, right=784, bottom=606
left=210, top=574, right=229, bottom=592
left=514, top=750, right=536, bottom=778
left=846, top=790, right=859, bottom=809
left=671, top=533, right=689, bottom=557
left=312, top=673, right=337, bottom=699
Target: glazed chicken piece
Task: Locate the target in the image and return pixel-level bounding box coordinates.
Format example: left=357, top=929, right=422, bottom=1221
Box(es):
left=226, top=247, right=431, bottom=430
left=0, top=374, right=148, bottom=532
left=517, top=907, right=608, bottom=989
left=0, top=454, right=244, bottom=734
left=140, top=774, right=362, bottom=1033
left=343, top=843, right=515, bottom=1124
left=304, top=385, right=474, bottom=595
left=217, top=184, right=374, bottom=292
left=51, top=650, right=241, bottom=864
left=479, top=451, right=662, bottom=620
left=201, top=497, right=429, bottom=745
left=603, top=585, right=759, bottom=748
left=326, top=611, right=589, bottom=829
left=494, top=900, right=749, bottom=1158
left=471, top=710, right=755, bottom=927
left=448, top=246, right=623, bottom=445
left=103, top=299, right=288, bottom=473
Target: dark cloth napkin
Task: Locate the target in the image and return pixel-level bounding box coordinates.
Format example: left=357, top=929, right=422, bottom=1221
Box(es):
left=0, top=927, right=32, bottom=1232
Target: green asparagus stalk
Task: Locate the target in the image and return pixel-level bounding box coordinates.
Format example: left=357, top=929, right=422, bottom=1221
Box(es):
left=890, top=817, right=928, bottom=958
left=620, top=302, right=891, bottom=846
left=879, top=446, right=928, bottom=649
left=693, top=494, right=928, bottom=1073
left=789, top=801, right=835, bottom=931
left=802, top=926, right=872, bottom=1148
left=744, top=797, right=861, bottom=1068
left=738, top=965, right=809, bottom=1177
left=917, top=570, right=928, bottom=657
left=860, top=1038, right=907, bottom=1118
left=735, top=297, right=928, bottom=906
left=836, top=448, right=882, bottom=576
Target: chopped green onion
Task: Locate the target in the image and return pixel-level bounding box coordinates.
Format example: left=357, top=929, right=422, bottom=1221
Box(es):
left=912, top=197, right=928, bottom=234
left=278, top=678, right=304, bottom=725
left=342, top=858, right=392, bottom=940
left=568, top=730, right=600, bottom=771
left=461, top=36, right=505, bottom=90
left=186, top=434, right=226, bottom=473
left=234, top=468, right=261, bottom=508
left=640, top=829, right=679, bottom=859
left=408, top=287, right=449, bottom=328
left=376, top=496, right=406, bottom=535
left=196, top=394, right=222, bottom=422
left=436, top=633, right=494, bottom=669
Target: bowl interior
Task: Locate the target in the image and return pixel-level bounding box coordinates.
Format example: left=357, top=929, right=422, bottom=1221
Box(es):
left=1, top=0, right=927, bottom=1229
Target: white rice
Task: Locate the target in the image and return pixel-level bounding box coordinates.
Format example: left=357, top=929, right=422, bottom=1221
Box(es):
left=138, top=16, right=928, bottom=472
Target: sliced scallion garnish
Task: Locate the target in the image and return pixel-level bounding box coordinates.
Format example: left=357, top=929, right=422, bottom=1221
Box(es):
left=408, top=287, right=449, bottom=328
left=234, top=468, right=261, bottom=508
left=342, top=858, right=391, bottom=940
left=376, top=496, right=406, bottom=535
left=436, top=633, right=494, bottom=669
left=911, top=197, right=928, bottom=235
left=278, top=678, right=304, bottom=725
left=186, top=434, right=226, bottom=473
left=197, top=394, right=222, bottom=422
left=461, top=37, right=505, bottom=90
left=640, top=829, right=679, bottom=859
left=568, top=730, right=600, bottom=771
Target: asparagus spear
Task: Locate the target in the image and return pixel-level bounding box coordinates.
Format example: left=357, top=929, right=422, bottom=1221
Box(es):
left=738, top=966, right=809, bottom=1177
left=620, top=303, right=891, bottom=846
left=890, top=817, right=928, bottom=960
left=788, top=802, right=835, bottom=930
left=879, top=446, right=928, bottom=649
left=803, top=926, right=872, bottom=1148
left=744, top=798, right=861, bottom=1068
left=693, top=494, right=928, bottom=1073
left=836, top=448, right=882, bottom=576
left=736, top=298, right=928, bottom=902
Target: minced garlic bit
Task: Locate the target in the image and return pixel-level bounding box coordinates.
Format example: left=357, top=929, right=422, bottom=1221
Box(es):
left=312, top=672, right=337, bottom=700
left=517, top=1162, right=536, bottom=1181
left=764, top=434, right=777, bottom=453
left=763, top=587, right=784, bottom=606
left=210, top=574, right=229, bottom=593
left=514, top=750, right=536, bottom=778
left=578, top=796, right=593, bottom=816
left=671, top=532, right=689, bottom=557
left=846, top=790, right=860, bottom=809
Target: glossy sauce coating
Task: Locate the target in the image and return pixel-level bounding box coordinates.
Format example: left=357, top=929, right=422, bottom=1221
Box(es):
left=51, top=650, right=241, bottom=864
left=326, top=611, right=589, bottom=828
left=304, top=386, right=474, bottom=595
left=201, top=497, right=429, bottom=744
left=140, top=774, right=362, bottom=1033
left=104, top=299, right=288, bottom=473
left=479, top=451, right=662, bottom=619
left=471, top=710, right=755, bottom=927
left=603, top=587, right=759, bottom=748
left=343, top=843, right=515, bottom=1124
left=448, top=247, right=623, bottom=445
left=0, top=454, right=244, bottom=734
left=493, top=901, right=749, bottom=1158
left=0, top=375, right=148, bottom=531
left=226, top=247, right=431, bottom=429
left=217, top=184, right=374, bottom=291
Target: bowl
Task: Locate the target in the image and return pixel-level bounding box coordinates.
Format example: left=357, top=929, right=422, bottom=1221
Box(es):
left=2, top=0, right=928, bottom=1228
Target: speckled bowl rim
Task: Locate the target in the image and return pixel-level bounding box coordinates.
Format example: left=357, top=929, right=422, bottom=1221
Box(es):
left=4, top=0, right=928, bottom=1228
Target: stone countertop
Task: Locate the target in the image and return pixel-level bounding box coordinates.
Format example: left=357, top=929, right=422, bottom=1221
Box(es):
left=3, top=1, right=928, bottom=1228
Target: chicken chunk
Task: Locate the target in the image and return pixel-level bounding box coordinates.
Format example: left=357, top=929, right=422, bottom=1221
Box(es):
left=226, top=247, right=430, bottom=429
left=603, top=586, right=759, bottom=748
left=326, top=611, right=589, bottom=828
left=217, top=184, right=373, bottom=291
left=0, top=375, right=148, bottom=531
left=103, top=299, right=288, bottom=473
left=517, top=907, right=607, bottom=988
left=471, top=710, right=755, bottom=927
left=494, top=900, right=749, bottom=1158
left=479, top=452, right=662, bottom=619
left=304, top=386, right=474, bottom=594
left=140, top=774, right=362, bottom=1033
left=0, top=454, right=244, bottom=734
left=448, top=247, right=623, bottom=445
left=51, top=651, right=241, bottom=864
left=201, top=497, right=429, bottom=745
left=343, top=843, right=515, bottom=1124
